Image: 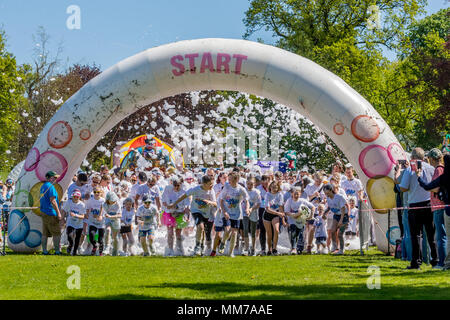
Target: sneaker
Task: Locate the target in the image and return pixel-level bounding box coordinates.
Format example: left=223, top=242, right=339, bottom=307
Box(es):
left=218, top=243, right=225, bottom=255
left=193, top=244, right=201, bottom=256
left=334, top=250, right=344, bottom=255
left=143, top=252, right=150, bottom=256
left=272, top=249, right=278, bottom=256
left=267, top=251, right=272, bottom=256
left=71, top=251, right=77, bottom=256
left=406, top=265, right=420, bottom=270
left=290, top=249, right=296, bottom=255
left=229, top=252, right=235, bottom=258
left=118, top=251, right=127, bottom=256
left=66, top=245, right=72, bottom=255
left=42, top=251, right=49, bottom=255
left=165, top=248, right=174, bottom=257
left=91, top=248, right=97, bottom=256
left=210, top=250, right=217, bottom=257
left=258, top=250, right=266, bottom=256
left=251, top=249, right=256, bottom=256
left=149, top=245, right=155, bottom=255
left=330, top=245, right=337, bottom=253
left=432, top=265, right=443, bottom=270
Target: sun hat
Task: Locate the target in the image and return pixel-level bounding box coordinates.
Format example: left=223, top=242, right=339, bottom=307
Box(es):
left=72, top=189, right=82, bottom=198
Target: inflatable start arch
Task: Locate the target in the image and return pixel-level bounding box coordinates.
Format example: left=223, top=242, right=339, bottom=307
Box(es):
left=9, top=38, right=406, bottom=253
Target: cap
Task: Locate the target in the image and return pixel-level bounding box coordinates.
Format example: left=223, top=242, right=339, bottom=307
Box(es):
left=45, top=171, right=60, bottom=179
left=142, top=194, right=152, bottom=203
left=345, top=163, right=353, bottom=169
left=428, top=148, right=442, bottom=160
left=72, top=189, right=82, bottom=198
left=5, top=178, right=13, bottom=184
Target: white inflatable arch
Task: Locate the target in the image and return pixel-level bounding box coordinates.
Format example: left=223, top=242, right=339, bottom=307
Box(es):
left=9, top=38, right=405, bottom=253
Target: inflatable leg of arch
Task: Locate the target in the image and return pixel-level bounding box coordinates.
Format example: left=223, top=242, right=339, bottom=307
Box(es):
left=10, top=38, right=406, bottom=253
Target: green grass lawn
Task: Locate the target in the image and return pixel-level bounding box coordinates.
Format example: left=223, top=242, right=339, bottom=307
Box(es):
left=1, top=248, right=449, bottom=300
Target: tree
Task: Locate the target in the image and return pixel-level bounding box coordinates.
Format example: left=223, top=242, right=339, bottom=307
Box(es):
left=0, top=30, right=26, bottom=172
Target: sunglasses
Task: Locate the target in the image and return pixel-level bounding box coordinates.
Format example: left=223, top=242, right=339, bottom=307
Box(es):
left=94, top=191, right=102, bottom=194
left=144, top=201, right=152, bottom=204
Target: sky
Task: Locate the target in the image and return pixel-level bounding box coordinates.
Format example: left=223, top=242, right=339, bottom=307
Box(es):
left=0, top=0, right=448, bottom=72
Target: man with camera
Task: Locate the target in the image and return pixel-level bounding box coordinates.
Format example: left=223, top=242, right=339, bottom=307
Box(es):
left=399, top=147, right=438, bottom=269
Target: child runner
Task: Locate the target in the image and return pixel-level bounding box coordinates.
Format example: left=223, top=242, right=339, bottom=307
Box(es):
left=263, top=181, right=285, bottom=255
left=219, top=172, right=249, bottom=257
left=86, top=186, right=106, bottom=256
left=169, top=175, right=217, bottom=256
left=346, top=196, right=359, bottom=242
left=161, top=176, right=190, bottom=256
left=62, top=189, right=86, bottom=255
left=244, top=176, right=261, bottom=256
left=314, top=205, right=328, bottom=254
left=120, top=197, right=135, bottom=256
left=137, top=194, right=160, bottom=256
left=323, top=184, right=349, bottom=255
left=284, top=187, right=315, bottom=254
left=103, top=192, right=122, bottom=256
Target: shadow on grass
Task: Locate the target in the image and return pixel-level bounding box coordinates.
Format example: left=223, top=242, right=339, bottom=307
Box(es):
left=69, top=281, right=450, bottom=300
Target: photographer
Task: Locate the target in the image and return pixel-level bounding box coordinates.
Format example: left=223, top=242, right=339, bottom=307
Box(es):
left=399, top=147, right=438, bottom=269
left=415, top=153, right=449, bottom=270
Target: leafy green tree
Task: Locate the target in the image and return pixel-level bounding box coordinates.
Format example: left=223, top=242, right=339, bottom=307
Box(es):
left=0, top=30, right=26, bottom=172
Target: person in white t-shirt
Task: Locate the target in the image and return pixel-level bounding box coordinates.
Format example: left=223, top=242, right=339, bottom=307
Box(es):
left=346, top=196, right=358, bottom=241
left=62, top=189, right=86, bottom=256
left=130, top=172, right=147, bottom=206
left=323, top=184, right=349, bottom=255
left=120, top=197, right=135, bottom=256
left=103, top=192, right=122, bottom=256
left=284, top=186, right=315, bottom=254
left=219, top=172, right=249, bottom=257
left=243, top=176, right=261, bottom=256
left=169, top=175, right=217, bottom=256
left=86, top=186, right=106, bottom=256
left=136, top=195, right=160, bottom=256
left=314, top=206, right=328, bottom=254
left=135, top=175, right=162, bottom=212
left=263, top=181, right=285, bottom=255
left=342, top=164, right=364, bottom=200
left=161, top=177, right=190, bottom=256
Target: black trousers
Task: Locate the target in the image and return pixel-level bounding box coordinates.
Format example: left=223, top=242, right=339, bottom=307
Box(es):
left=258, top=208, right=266, bottom=251
left=408, top=201, right=438, bottom=267
left=88, top=225, right=105, bottom=253
left=66, top=226, right=83, bottom=254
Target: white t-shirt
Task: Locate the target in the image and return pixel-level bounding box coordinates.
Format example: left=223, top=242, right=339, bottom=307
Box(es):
left=326, top=193, right=348, bottom=216
left=137, top=184, right=161, bottom=205
left=103, top=202, right=122, bottom=226
left=161, top=185, right=189, bottom=213
left=220, top=183, right=249, bottom=220
left=314, top=215, right=327, bottom=238
left=185, top=185, right=216, bottom=219
left=213, top=182, right=227, bottom=198
left=63, top=199, right=86, bottom=229
left=130, top=182, right=144, bottom=200
left=257, top=185, right=269, bottom=208
left=284, top=197, right=315, bottom=227
left=86, top=197, right=105, bottom=228
left=304, top=183, right=325, bottom=201
left=136, top=204, right=158, bottom=230
left=264, top=192, right=284, bottom=213
left=348, top=207, right=359, bottom=233
left=121, top=207, right=135, bottom=227
left=341, top=178, right=363, bottom=198
left=245, top=188, right=261, bottom=222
